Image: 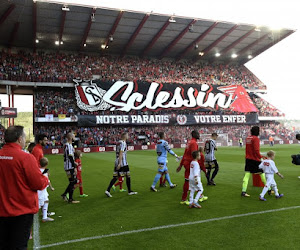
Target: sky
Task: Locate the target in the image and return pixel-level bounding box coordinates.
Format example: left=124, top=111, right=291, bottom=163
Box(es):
left=1, top=0, right=300, bottom=117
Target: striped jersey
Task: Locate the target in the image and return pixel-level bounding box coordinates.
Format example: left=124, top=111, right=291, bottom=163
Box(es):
left=115, top=140, right=128, bottom=167
left=156, top=139, right=175, bottom=163
left=64, top=142, right=75, bottom=171
left=205, top=139, right=217, bottom=161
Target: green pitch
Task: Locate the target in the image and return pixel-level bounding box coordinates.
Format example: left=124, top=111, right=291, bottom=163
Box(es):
left=30, top=145, right=300, bottom=249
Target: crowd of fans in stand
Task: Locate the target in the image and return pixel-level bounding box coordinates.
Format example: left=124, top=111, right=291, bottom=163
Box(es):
left=0, top=51, right=265, bottom=89
left=250, top=94, right=284, bottom=117
left=34, top=123, right=294, bottom=148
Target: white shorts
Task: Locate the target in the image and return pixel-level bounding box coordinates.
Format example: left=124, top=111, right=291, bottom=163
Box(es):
left=189, top=179, right=203, bottom=192
left=265, top=174, right=277, bottom=187
left=38, top=189, right=49, bottom=208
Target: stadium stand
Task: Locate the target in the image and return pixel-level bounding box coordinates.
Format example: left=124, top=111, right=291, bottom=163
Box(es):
left=1, top=51, right=266, bottom=89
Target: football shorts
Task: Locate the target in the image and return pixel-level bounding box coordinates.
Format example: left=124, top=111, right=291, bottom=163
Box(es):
left=245, top=159, right=262, bottom=173
left=113, top=165, right=130, bottom=177
left=157, top=162, right=168, bottom=173
left=205, top=160, right=219, bottom=169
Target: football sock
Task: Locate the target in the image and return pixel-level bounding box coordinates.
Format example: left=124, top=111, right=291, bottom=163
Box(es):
left=120, top=177, right=124, bottom=189
left=160, top=176, right=163, bottom=185
left=152, top=173, right=161, bottom=188
left=165, top=173, right=173, bottom=186
left=206, top=170, right=211, bottom=183
left=211, top=165, right=219, bottom=181
left=194, top=190, right=203, bottom=203
left=79, top=186, right=83, bottom=195
left=163, top=177, right=166, bottom=184
left=42, top=202, right=49, bottom=220
left=260, top=185, right=269, bottom=198
left=273, top=185, right=279, bottom=196
left=182, top=179, right=189, bottom=201
left=126, top=176, right=132, bottom=192
left=189, top=189, right=195, bottom=205
left=107, top=177, right=118, bottom=192
left=242, top=172, right=251, bottom=192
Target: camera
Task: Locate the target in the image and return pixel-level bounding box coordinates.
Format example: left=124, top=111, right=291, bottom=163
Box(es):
left=291, top=154, right=300, bottom=165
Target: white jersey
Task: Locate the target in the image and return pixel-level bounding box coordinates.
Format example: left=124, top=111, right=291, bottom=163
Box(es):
left=189, top=161, right=201, bottom=180
left=259, top=159, right=278, bottom=175
left=64, top=142, right=75, bottom=171
left=38, top=168, right=49, bottom=207
left=205, top=139, right=217, bottom=161
left=115, top=140, right=128, bottom=167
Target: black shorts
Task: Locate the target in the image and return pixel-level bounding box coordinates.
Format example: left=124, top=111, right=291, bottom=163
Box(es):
left=205, top=160, right=219, bottom=169
left=245, top=159, right=262, bottom=173
left=113, top=165, right=130, bottom=177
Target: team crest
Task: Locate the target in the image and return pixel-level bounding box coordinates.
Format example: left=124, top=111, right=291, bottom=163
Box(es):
left=74, top=79, right=111, bottom=111
left=177, top=115, right=187, bottom=125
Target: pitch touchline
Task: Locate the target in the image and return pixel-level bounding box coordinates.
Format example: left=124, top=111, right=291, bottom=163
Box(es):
left=33, top=213, right=40, bottom=249
left=36, top=206, right=300, bottom=249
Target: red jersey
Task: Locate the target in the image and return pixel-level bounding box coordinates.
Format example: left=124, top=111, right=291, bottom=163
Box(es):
left=0, top=143, right=48, bottom=217
left=245, top=135, right=262, bottom=161
left=31, top=144, right=44, bottom=167
left=75, top=159, right=82, bottom=172
left=180, top=138, right=206, bottom=172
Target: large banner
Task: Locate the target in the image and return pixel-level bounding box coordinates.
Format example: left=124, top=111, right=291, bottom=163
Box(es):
left=77, top=113, right=258, bottom=126
left=74, top=79, right=258, bottom=113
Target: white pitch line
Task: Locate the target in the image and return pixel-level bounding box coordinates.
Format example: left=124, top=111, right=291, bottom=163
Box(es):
left=33, top=213, right=40, bottom=250
left=38, top=205, right=300, bottom=249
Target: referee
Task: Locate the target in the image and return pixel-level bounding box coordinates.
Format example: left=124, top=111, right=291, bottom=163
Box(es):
left=241, top=126, right=267, bottom=197
left=61, top=132, right=80, bottom=204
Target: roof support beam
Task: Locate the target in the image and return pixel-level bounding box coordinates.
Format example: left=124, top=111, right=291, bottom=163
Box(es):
left=59, top=10, right=67, bottom=43
left=104, top=11, right=123, bottom=47
left=237, top=33, right=270, bottom=55
left=141, top=19, right=170, bottom=57
left=8, top=22, right=19, bottom=49
left=0, top=4, right=15, bottom=26
left=159, top=19, right=197, bottom=59
left=33, top=1, right=37, bottom=53
left=80, top=8, right=96, bottom=49
left=121, top=14, right=150, bottom=57
left=192, top=24, right=238, bottom=63
left=220, top=27, right=256, bottom=55
left=176, top=21, right=218, bottom=60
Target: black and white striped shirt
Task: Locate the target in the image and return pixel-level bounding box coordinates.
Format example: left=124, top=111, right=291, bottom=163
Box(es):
left=115, top=140, right=128, bottom=167
left=64, top=142, right=75, bottom=171
left=205, top=139, right=217, bottom=161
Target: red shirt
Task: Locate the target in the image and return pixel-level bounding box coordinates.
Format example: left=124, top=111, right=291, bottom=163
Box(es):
left=245, top=135, right=262, bottom=161
left=180, top=138, right=206, bottom=172
left=75, top=159, right=82, bottom=172
left=0, top=143, right=48, bottom=217
left=31, top=144, right=44, bottom=167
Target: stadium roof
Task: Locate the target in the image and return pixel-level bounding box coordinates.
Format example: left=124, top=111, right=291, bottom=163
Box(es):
left=0, top=0, right=295, bottom=63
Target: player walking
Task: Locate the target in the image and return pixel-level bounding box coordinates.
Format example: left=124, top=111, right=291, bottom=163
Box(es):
left=189, top=151, right=204, bottom=208
left=61, top=133, right=80, bottom=204
left=177, top=130, right=207, bottom=205
left=150, top=132, right=180, bottom=192
left=259, top=150, right=284, bottom=201
left=105, top=132, right=137, bottom=197
left=241, top=126, right=268, bottom=197
left=205, top=133, right=219, bottom=185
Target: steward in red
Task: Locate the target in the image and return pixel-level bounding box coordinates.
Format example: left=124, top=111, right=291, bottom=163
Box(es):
left=177, top=130, right=206, bottom=204
left=0, top=126, right=48, bottom=250
left=241, top=126, right=267, bottom=197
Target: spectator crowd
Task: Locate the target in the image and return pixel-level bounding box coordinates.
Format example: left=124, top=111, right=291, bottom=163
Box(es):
left=34, top=123, right=294, bottom=148
left=1, top=51, right=266, bottom=89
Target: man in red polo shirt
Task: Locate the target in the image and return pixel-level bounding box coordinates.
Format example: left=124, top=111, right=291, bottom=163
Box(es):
left=177, top=130, right=206, bottom=205
left=0, top=126, right=48, bottom=249
left=241, top=126, right=267, bottom=197
left=31, top=134, right=48, bottom=167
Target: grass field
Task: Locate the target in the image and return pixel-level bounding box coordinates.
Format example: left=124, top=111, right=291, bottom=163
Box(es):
left=30, top=144, right=300, bottom=249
